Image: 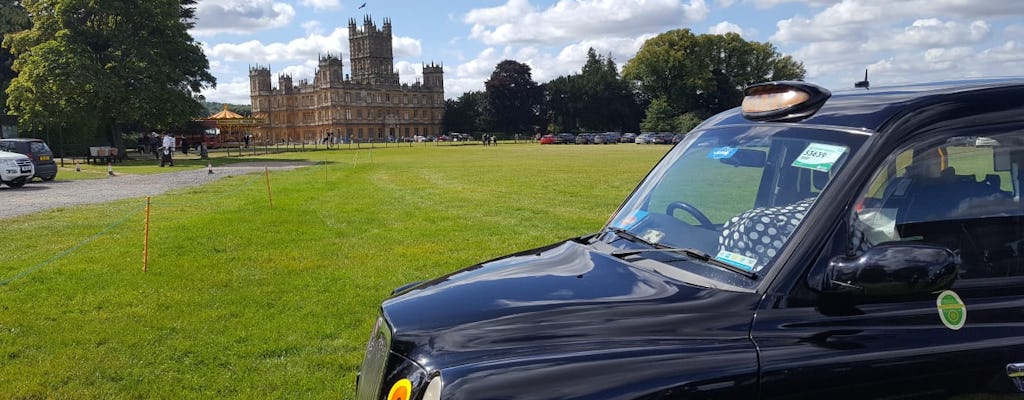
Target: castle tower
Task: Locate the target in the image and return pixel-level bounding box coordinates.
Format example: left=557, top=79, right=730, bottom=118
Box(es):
left=348, top=16, right=399, bottom=85
left=314, top=53, right=344, bottom=87
left=279, top=74, right=293, bottom=94
left=422, top=62, right=444, bottom=91
left=249, top=66, right=272, bottom=96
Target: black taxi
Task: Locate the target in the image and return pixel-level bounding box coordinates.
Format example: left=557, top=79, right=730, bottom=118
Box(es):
left=356, top=78, right=1024, bottom=400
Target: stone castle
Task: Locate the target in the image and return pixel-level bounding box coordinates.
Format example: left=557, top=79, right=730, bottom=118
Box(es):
left=249, top=16, right=444, bottom=142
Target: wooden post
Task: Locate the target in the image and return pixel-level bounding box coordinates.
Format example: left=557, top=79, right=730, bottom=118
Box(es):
left=143, top=197, right=151, bottom=272
left=264, top=167, right=273, bottom=209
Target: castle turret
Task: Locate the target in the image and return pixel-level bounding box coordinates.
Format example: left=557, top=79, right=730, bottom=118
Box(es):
left=279, top=74, right=293, bottom=94
left=315, top=53, right=344, bottom=87
left=348, top=15, right=399, bottom=86
left=422, top=62, right=444, bottom=91
left=249, top=65, right=272, bottom=96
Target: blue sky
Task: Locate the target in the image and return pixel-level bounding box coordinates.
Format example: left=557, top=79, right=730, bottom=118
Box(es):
left=191, top=0, right=1024, bottom=105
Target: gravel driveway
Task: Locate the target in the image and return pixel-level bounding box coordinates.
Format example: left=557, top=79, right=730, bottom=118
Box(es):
left=0, top=161, right=314, bottom=219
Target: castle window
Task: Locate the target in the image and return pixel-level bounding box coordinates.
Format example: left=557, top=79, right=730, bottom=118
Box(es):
left=346, top=110, right=352, bottom=120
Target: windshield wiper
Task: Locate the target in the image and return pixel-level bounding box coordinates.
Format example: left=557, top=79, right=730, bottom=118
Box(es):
left=611, top=247, right=758, bottom=279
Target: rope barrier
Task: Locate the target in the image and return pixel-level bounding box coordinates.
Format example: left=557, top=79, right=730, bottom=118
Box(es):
left=0, top=203, right=146, bottom=286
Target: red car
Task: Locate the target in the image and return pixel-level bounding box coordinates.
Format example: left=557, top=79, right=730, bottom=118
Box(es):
left=539, top=134, right=555, bottom=144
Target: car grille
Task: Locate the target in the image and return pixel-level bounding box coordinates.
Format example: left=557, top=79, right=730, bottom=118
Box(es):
left=356, top=317, right=391, bottom=400
left=15, top=159, right=30, bottom=167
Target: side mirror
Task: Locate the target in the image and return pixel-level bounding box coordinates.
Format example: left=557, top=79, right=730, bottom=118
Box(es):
left=824, top=242, right=959, bottom=298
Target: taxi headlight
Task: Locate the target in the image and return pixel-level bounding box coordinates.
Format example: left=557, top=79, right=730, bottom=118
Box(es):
left=384, top=375, right=442, bottom=400
left=422, top=376, right=443, bottom=400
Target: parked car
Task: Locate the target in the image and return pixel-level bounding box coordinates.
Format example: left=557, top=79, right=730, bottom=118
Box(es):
left=634, top=133, right=653, bottom=144
left=554, top=133, right=575, bottom=144
left=0, top=138, right=57, bottom=181
left=574, top=133, right=594, bottom=144
left=539, top=134, right=555, bottom=144
left=591, top=133, right=609, bottom=144
left=0, top=150, right=34, bottom=188
left=356, top=78, right=1024, bottom=400
left=650, top=133, right=674, bottom=144
left=602, top=132, right=622, bottom=143
left=620, top=132, right=637, bottom=143
left=672, top=133, right=685, bottom=144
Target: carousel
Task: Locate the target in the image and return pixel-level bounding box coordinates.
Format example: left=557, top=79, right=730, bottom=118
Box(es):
left=198, top=105, right=263, bottom=147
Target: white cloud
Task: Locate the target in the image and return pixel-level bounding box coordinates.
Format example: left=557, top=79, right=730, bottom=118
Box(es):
left=204, top=28, right=349, bottom=64
left=392, top=36, right=423, bottom=59
left=464, top=0, right=708, bottom=46
left=708, top=21, right=746, bottom=36
left=772, top=0, right=1024, bottom=44
left=299, top=0, right=341, bottom=10
left=192, top=0, right=295, bottom=36
left=862, top=19, right=990, bottom=51
left=302, top=20, right=323, bottom=36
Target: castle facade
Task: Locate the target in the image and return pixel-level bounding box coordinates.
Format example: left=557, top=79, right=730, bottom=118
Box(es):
left=249, top=16, right=444, bottom=143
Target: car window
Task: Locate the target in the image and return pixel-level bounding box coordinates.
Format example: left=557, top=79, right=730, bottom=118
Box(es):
left=852, top=130, right=1024, bottom=280
left=29, top=141, right=50, bottom=153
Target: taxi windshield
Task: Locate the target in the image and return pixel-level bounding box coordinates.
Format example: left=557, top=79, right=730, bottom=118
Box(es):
left=604, top=125, right=866, bottom=287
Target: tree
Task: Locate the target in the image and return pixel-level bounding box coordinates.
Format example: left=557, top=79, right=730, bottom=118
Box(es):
left=442, top=90, right=488, bottom=134
left=0, top=1, right=29, bottom=114
left=544, top=48, right=641, bottom=133
left=622, top=30, right=805, bottom=117
left=485, top=60, right=542, bottom=136
left=5, top=0, right=215, bottom=150
left=639, top=98, right=676, bottom=132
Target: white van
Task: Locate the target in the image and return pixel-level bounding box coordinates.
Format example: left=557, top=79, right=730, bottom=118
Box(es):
left=0, top=150, right=35, bottom=188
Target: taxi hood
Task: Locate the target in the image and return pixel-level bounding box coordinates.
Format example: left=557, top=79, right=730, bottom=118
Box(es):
left=379, top=239, right=760, bottom=370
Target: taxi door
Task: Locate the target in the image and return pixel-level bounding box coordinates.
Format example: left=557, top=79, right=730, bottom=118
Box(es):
left=752, top=128, right=1024, bottom=399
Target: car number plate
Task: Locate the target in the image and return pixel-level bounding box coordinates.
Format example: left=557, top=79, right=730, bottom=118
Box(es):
left=20, top=166, right=31, bottom=173
left=39, top=155, right=50, bottom=161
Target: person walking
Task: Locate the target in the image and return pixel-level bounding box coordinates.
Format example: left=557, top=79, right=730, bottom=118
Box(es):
left=160, top=132, right=175, bottom=167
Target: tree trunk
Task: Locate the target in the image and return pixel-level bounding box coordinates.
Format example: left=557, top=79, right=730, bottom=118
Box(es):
left=108, top=120, right=125, bottom=160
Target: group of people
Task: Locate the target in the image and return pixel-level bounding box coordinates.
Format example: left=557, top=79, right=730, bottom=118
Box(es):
left=144, top=131, right=206, bottom=167
left=481, top=134, right=498, bottom=146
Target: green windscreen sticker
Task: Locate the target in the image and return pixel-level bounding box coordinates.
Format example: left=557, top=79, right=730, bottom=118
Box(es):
left=792, top=143, right=847, bottom=172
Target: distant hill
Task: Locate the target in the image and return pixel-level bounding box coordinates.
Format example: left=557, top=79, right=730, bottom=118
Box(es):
left=200, top=102, right=252, bottom=118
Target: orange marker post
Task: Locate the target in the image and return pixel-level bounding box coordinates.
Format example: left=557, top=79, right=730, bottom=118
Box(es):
left=264, top=167, right=273, bottom=209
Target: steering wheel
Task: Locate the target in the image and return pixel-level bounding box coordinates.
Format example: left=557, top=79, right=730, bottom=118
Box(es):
left=666, top=201, right=714, bottom=229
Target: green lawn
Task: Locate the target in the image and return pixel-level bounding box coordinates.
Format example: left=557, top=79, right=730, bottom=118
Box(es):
left=0, top=142, right=668, bottom=399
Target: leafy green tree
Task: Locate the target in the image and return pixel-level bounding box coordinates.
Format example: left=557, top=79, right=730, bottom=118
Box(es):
left=639, top=98, right=677, bottom=132
left=674, top=112, right=703, bottom=133
left=0, top=1, right=28, bottom=114
left=623, top=30, right=805, bottom=117
left=485, top=60, right=542, bottom=135
left=544, top=48, right=641, bottom=133
left=442, top=90, right=488, bottom=134
left=5, top=0, right=215, bottom=150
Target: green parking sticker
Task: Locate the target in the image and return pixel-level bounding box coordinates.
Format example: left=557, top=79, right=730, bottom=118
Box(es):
left=792, top=143, right=846, bottom=172
left=936, top=290, right=966, bottom=330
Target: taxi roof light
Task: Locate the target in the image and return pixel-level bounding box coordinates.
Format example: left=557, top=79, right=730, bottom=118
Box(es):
left=741, top=81, right=830, bottom=122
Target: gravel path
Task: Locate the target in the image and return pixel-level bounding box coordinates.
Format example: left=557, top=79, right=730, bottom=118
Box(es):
left=0, top=161, right=314, bottom=219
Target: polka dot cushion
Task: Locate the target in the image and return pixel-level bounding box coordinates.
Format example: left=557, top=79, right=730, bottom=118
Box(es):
left=718, top=198, right=815, bottom=271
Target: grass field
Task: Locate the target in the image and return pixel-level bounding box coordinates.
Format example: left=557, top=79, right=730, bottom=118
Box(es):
left=0, top=142, right=668, bottom=398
